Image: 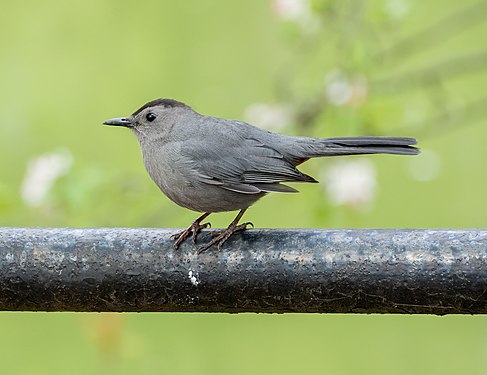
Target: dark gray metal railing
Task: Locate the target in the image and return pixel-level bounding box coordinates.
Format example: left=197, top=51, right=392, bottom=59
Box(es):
left=0, top=227, right=485, bottom=314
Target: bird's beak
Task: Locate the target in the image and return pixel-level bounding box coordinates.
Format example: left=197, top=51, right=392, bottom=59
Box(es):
left=103, top=117, right=133, bottom=128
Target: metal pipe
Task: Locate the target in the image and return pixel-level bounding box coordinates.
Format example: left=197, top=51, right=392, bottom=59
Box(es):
left=0, top=227, right=485, bottom=314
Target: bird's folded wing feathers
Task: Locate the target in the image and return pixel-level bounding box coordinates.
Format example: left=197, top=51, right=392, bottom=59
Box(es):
left=181, top=139, right=313, bottom=194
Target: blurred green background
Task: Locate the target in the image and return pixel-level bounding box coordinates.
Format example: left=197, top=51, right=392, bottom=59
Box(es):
left=1, top=0, right=487, bottom=373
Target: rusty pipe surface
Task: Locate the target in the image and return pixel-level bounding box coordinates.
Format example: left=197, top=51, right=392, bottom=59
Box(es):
left=0, top=227, right=485, bottom=314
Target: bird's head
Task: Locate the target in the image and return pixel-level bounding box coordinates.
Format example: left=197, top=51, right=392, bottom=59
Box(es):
left=103, top=98, right=192, bottom=141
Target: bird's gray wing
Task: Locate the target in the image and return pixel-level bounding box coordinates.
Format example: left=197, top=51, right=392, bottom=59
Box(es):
left=180, top=136, right=315, bottom=195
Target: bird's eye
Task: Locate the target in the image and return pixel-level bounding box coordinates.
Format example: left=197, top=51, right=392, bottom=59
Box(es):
left=146, top=112, right=157, bottom=122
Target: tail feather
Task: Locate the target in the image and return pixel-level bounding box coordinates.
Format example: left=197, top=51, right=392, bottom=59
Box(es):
left=299, top=136, right=419, bottom=157
left=327, top=136, right=417, bottom=146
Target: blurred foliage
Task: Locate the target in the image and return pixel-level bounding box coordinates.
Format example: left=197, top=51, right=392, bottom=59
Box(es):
left=1, top=0, right=487, bottom=374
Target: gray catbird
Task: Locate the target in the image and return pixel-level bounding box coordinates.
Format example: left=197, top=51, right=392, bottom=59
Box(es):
left=104, top=98, right=418, bottom=252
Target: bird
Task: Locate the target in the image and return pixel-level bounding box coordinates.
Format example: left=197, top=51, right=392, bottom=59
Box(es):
left=103, top=98, right=418, bottom=252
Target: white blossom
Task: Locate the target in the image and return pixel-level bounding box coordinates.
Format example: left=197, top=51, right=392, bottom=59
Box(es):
left=322, top=159, right=377, bottom=210
left=21, top=149, right=73, bottom=207
left=271, top=0, right=319, bottom=32
left=244, top=103, right=293, bottom=131
left=325, top=69, right=368, bottom=107
left=272, top=0, right=309, bottom=20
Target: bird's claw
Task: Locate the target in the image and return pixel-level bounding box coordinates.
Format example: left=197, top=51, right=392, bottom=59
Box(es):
left=199, top=221, right=253, bottom=253
left=210, top=222, right=253, bottom=238
left=192, top=222, right=211, bottom=243
left=171, top=220, right=211, bottom=249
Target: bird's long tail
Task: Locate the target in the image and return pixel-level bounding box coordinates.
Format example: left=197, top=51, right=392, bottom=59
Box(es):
left=299, top=136, right=419, bottom=157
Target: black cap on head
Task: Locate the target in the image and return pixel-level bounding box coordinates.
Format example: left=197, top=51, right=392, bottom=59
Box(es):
left=132, top=98, right=188, bottom=116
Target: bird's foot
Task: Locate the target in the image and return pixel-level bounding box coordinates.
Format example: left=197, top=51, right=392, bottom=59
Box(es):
left=198, top=221, right=253, bottom=253
left=171, top=220, right=211, bottom=249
